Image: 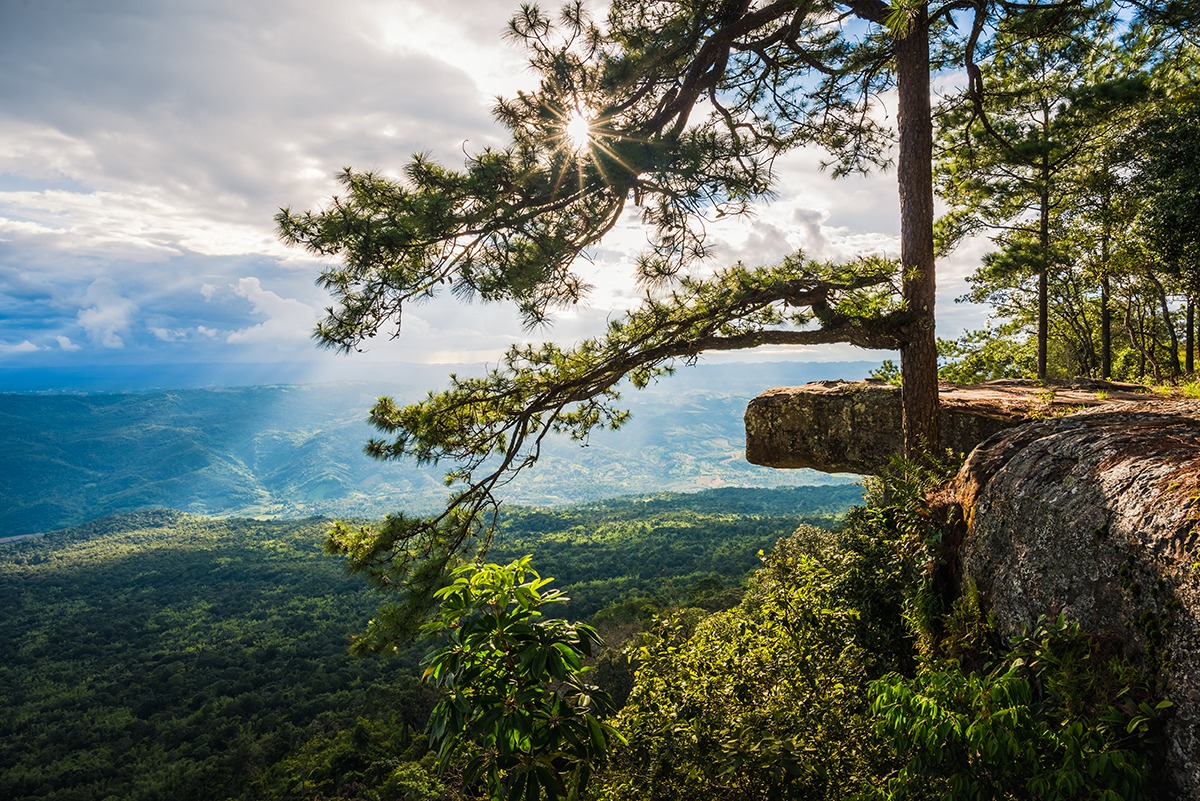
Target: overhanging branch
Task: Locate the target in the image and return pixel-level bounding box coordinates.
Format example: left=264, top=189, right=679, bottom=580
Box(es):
left=326, top=255, right=906, bottom=637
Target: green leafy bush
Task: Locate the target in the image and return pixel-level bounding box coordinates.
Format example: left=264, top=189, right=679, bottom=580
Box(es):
left=421, top=557, right=622, bottom=801
left=588, top=462, right=1170, bottom=799
left=592, top=523, right=911, bottom=800
left=870, top=613, right=1169, bottom=800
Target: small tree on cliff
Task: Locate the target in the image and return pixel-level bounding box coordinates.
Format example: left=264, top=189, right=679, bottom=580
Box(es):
left=279, top=0, right=1191, bottom=636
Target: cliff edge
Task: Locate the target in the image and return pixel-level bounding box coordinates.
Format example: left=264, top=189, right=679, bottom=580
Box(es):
left=745, top=381, right=1200, bottom=793
left=744, top=379, right=1151, bottom=474
left=936, top=402, right=1200, bottom=797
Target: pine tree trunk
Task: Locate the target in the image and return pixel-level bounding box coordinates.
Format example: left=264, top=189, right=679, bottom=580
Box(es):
left=1098, top=188, right=1113, bottom=379
left=1038, top=174, right=1050, bottom=381
left=1101, top=277, right=1112, bottom=379
left=896, top=8, right=940, bottom=458
left=1187, top=296, right=1195, bottom=375
left=1154, top=275, right=1181, bottom=378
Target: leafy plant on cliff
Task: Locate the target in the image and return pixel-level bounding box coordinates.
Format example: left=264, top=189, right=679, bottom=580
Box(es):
left=589, top=463, right=1170, bottom=799
left=872, top=608, right=1168, bottom=800
left=420, top=557, right=621, bottom=801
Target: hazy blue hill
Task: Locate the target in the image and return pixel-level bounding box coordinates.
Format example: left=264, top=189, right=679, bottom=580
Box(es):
left=0, top=362, right=869, bottom=535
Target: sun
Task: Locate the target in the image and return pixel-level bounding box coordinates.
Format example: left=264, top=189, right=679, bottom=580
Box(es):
left=563, top=108, right=592, bottom=152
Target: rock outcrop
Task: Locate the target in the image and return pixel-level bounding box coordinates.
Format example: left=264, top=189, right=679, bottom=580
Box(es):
left=744, top=379, right=1152, bottom=474
left=936, top=402, right=1200, bottom=797
left=745, top=378, right=1200, bottom=791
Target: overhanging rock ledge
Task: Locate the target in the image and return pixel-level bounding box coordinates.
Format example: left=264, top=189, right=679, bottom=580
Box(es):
left=744, top=378, right=1150, bottom=474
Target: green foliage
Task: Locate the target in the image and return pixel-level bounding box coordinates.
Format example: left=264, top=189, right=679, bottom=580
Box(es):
left=277, top=2, right=902, bottom=345
left=0, top=512, right=439, bottom=801
left=593, top=522, right=912, bottom=801
left=869, top=359, right=902, bottom=385
left=258, top=717, right=446, bottom=801
left=1131, top=85, right=1200, bottom=294
left=421, top=557, right=621, bottom=801
left=491, top=485, right=864, bottom=620
left=871, top=613, right=1168, bottom=800
left=0, top=489, right=863, bottom=801
left=329, top=485, right=861, bottom=653
left=937, top=35, right=1200, bottom=383
left=938, top=327, right=1037, bottom=384
left=592, top=463, right=1169, bottom=799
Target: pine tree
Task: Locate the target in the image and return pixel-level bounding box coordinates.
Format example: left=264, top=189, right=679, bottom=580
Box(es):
left=934, top=4, right=1148, bottom=380
left=279, top=0, right=1195, bottom=634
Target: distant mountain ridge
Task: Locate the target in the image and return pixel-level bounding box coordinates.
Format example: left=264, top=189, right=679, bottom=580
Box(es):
left=0, top=362, right=871, bottom=536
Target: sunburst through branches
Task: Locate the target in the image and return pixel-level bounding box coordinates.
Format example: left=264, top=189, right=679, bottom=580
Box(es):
left=563, top=108, right=592, bottom=152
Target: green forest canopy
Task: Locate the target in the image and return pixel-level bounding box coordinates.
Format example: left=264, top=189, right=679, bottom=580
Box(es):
left=0, top=487, right=856, bottom=801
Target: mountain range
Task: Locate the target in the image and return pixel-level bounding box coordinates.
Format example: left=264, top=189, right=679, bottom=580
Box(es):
left=0, top=361, right=874, bottom=535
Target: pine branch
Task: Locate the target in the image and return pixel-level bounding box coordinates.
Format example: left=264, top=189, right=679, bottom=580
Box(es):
left=324, top=255, right=907, bottom=642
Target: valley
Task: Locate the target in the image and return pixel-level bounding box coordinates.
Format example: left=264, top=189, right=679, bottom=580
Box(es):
left=0, top=486, right=863, bottom=801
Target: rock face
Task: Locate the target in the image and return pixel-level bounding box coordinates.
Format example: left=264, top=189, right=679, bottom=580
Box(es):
left=746, top=378, right=1199, bottom=790
left=744, top=379, right=1151, bottom=474
left=938, top=402, right=1200, bottom=797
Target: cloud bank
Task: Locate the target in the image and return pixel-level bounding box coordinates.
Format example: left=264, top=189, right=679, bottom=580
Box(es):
left=0, top=0, right=987, bottom=385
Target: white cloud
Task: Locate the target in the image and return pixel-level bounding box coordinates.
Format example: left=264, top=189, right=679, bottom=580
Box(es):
left=150, top=324, right=225, bottom=342
left=0, top=340, right=42, bottom=354
left=0, top=0, right=988, bottom=371
left=0, top=187, right=290, bottom=262
left=226, top=277, right=318, bottom=346
left=0, top=216, right=68, bottom=239
left=76, top=279, right=137, bottom=348
left=0, top=121, right=98, bottom=183
left=54, top=335, right=81, bottom=352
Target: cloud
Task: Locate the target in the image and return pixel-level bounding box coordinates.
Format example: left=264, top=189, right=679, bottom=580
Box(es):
left=76, top=279, right=137, bottom=348
left=0, top=1, right=507, bottom=250
left=149, top=324, right=223, bottom=342
left=0, top=0, right=989, bottom=374
left=0, top=340, right=42, bottom=354
left=226, top=277, right=318, bottom=346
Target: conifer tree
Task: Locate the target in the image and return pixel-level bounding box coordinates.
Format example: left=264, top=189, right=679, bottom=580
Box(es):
left=934, top=4, right=1149, bottom=380
left=939, top=37, right=1198, bottom=381
left=279, top=0, right=1194, bottom=634
left=1128, top=72, right=1200, bottom=373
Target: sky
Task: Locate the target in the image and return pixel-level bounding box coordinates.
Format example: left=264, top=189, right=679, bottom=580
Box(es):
left=0, top=0, right=991, bottom=389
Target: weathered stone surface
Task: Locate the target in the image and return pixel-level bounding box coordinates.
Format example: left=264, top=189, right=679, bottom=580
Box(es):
left=939, top=403, right=1200, bottom=797
left=744, top=378, right=1152, bottom=473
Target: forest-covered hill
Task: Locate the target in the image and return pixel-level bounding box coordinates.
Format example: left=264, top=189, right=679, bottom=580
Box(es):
left=0, top=363, right=867, bottom=536
left=0, top=486, right=861, bottom=801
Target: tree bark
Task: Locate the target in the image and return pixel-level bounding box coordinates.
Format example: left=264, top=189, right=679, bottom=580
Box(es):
left=1101, top=276, right=1113, bottom=378
left=1038, top=170, right=1050, bottom=381
left=896, top=7, right=940, bottom=457
left=1154, top=274, right=1182, bottom=378
left=1187, top=296, right=1195, bottom=375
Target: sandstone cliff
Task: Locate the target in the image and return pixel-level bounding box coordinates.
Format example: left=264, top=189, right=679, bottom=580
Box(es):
left=936, top=402, right=1200, bottom=797
left=745, top=381, right=1200, bottom=794
left=744, top=378, right=1151, bottom=474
